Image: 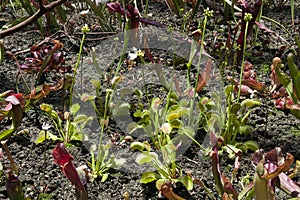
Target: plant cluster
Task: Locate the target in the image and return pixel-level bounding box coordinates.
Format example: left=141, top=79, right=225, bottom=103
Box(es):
left=228, top=54, right=300, bottom=120
left=0, top=0, right=299, bottom=199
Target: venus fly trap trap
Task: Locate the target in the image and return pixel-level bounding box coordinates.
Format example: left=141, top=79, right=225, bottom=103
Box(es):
left=0, top=0, right=299, bottom=199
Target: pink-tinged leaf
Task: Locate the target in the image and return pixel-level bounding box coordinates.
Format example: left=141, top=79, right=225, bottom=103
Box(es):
left=272, top=86, right=288, bottom=99
left=33, top=51, right=39, bottom=59
left=5, top=93, right=25, bottom=111
left=0, top=148, right=3, bottom=159
left=274, top=97, right=294, bottom=110
left=52, top=143, right=88, bottom=200
left=106, top=2, right=125, bottom=15
left=4, top=103, right=12, bottom=111
left=52, top=52, right=63, bottom=63
left=242, top=79, right=266, bottom=92
left=5, top=95, right=21, bottom=106
left=2, top=93, right=24, bottom=133
left=274, top=99, right=284, bottom=109
left=18, top=40, right=67, bottom=74
left=255, top=22, right=274, bottom=34
left=278, top=173, right=300, bottom=197
left=270, top=57, right=282, bottom=93
left=243, top=61, right=257, bottom=80
left=209, top=132, right=224, bottom=194
left=239, top=0, right=248, bottom=8
left=252, top=148, right=300, bottom=198
left=227, top=76, right=256, bottom=96
left=235, top=85, right=255, bottom=96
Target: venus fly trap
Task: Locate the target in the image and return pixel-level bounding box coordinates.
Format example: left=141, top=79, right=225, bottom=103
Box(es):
left=0, top=0, right=299, bottom=198
left=199, top=87, right=260, bottom=151
left=135, top=143, right=193, bottom=199
left=128, top=90, right=200, bottom=151
left=89, top=142, right=125, bottom=182
left=39, top=103, right=92, bottom=144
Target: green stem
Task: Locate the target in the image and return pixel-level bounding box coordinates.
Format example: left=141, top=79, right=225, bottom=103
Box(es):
left=70, top=32, right=86, bottom=108
left=99, top=91, right=111, bottom=146
left=186, top=40, right=197, bottom=88
left=67, top=26, right=88, bottom=143
left=188, top=16, right=207, bottom=127
left=237, top=20, right=249, bottom=101
left=224, top=0, right=290, bottom=37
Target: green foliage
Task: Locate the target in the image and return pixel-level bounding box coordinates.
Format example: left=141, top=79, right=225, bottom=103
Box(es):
left=36, top=24, right=91, bottom=145
left=287, top=53, right=300, bottom=102
left=136, top=145, right=193, bottom=193
left=274, top=54, right=300, bottom=119
left=36, top=130, right=59, bottom=144
left=128, top=91, right=197, bottom=150
left=200, top=87, right=259, bottom=151
left=81, top=82, right=124, bottom=181
left=39, top=103, right=92, bottom=144
left=130, top=92, right=195, bottom=197
left=164, top=0, right=184, bottom=15
left=89, top=144, right=125, bottom=182
left=224, top=87, right=259, bottom=147
left=83, top=0, right=113, bottom=32
left=253, top=161, right=274, bottom=199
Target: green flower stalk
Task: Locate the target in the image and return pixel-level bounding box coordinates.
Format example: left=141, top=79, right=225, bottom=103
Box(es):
left=237, top=13, right=252, bottom=101
left=67, top=24, right=89, bottom=144
left=188, top=8, right=213, bottom=127
left=69, top=24, right=90, bottom=107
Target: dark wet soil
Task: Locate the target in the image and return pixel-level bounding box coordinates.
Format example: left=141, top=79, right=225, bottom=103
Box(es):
left=0, top=1, right=300, bottom=199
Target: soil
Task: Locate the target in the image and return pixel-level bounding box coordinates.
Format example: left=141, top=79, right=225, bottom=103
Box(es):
left=0, top=1, right=300, bottom=200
